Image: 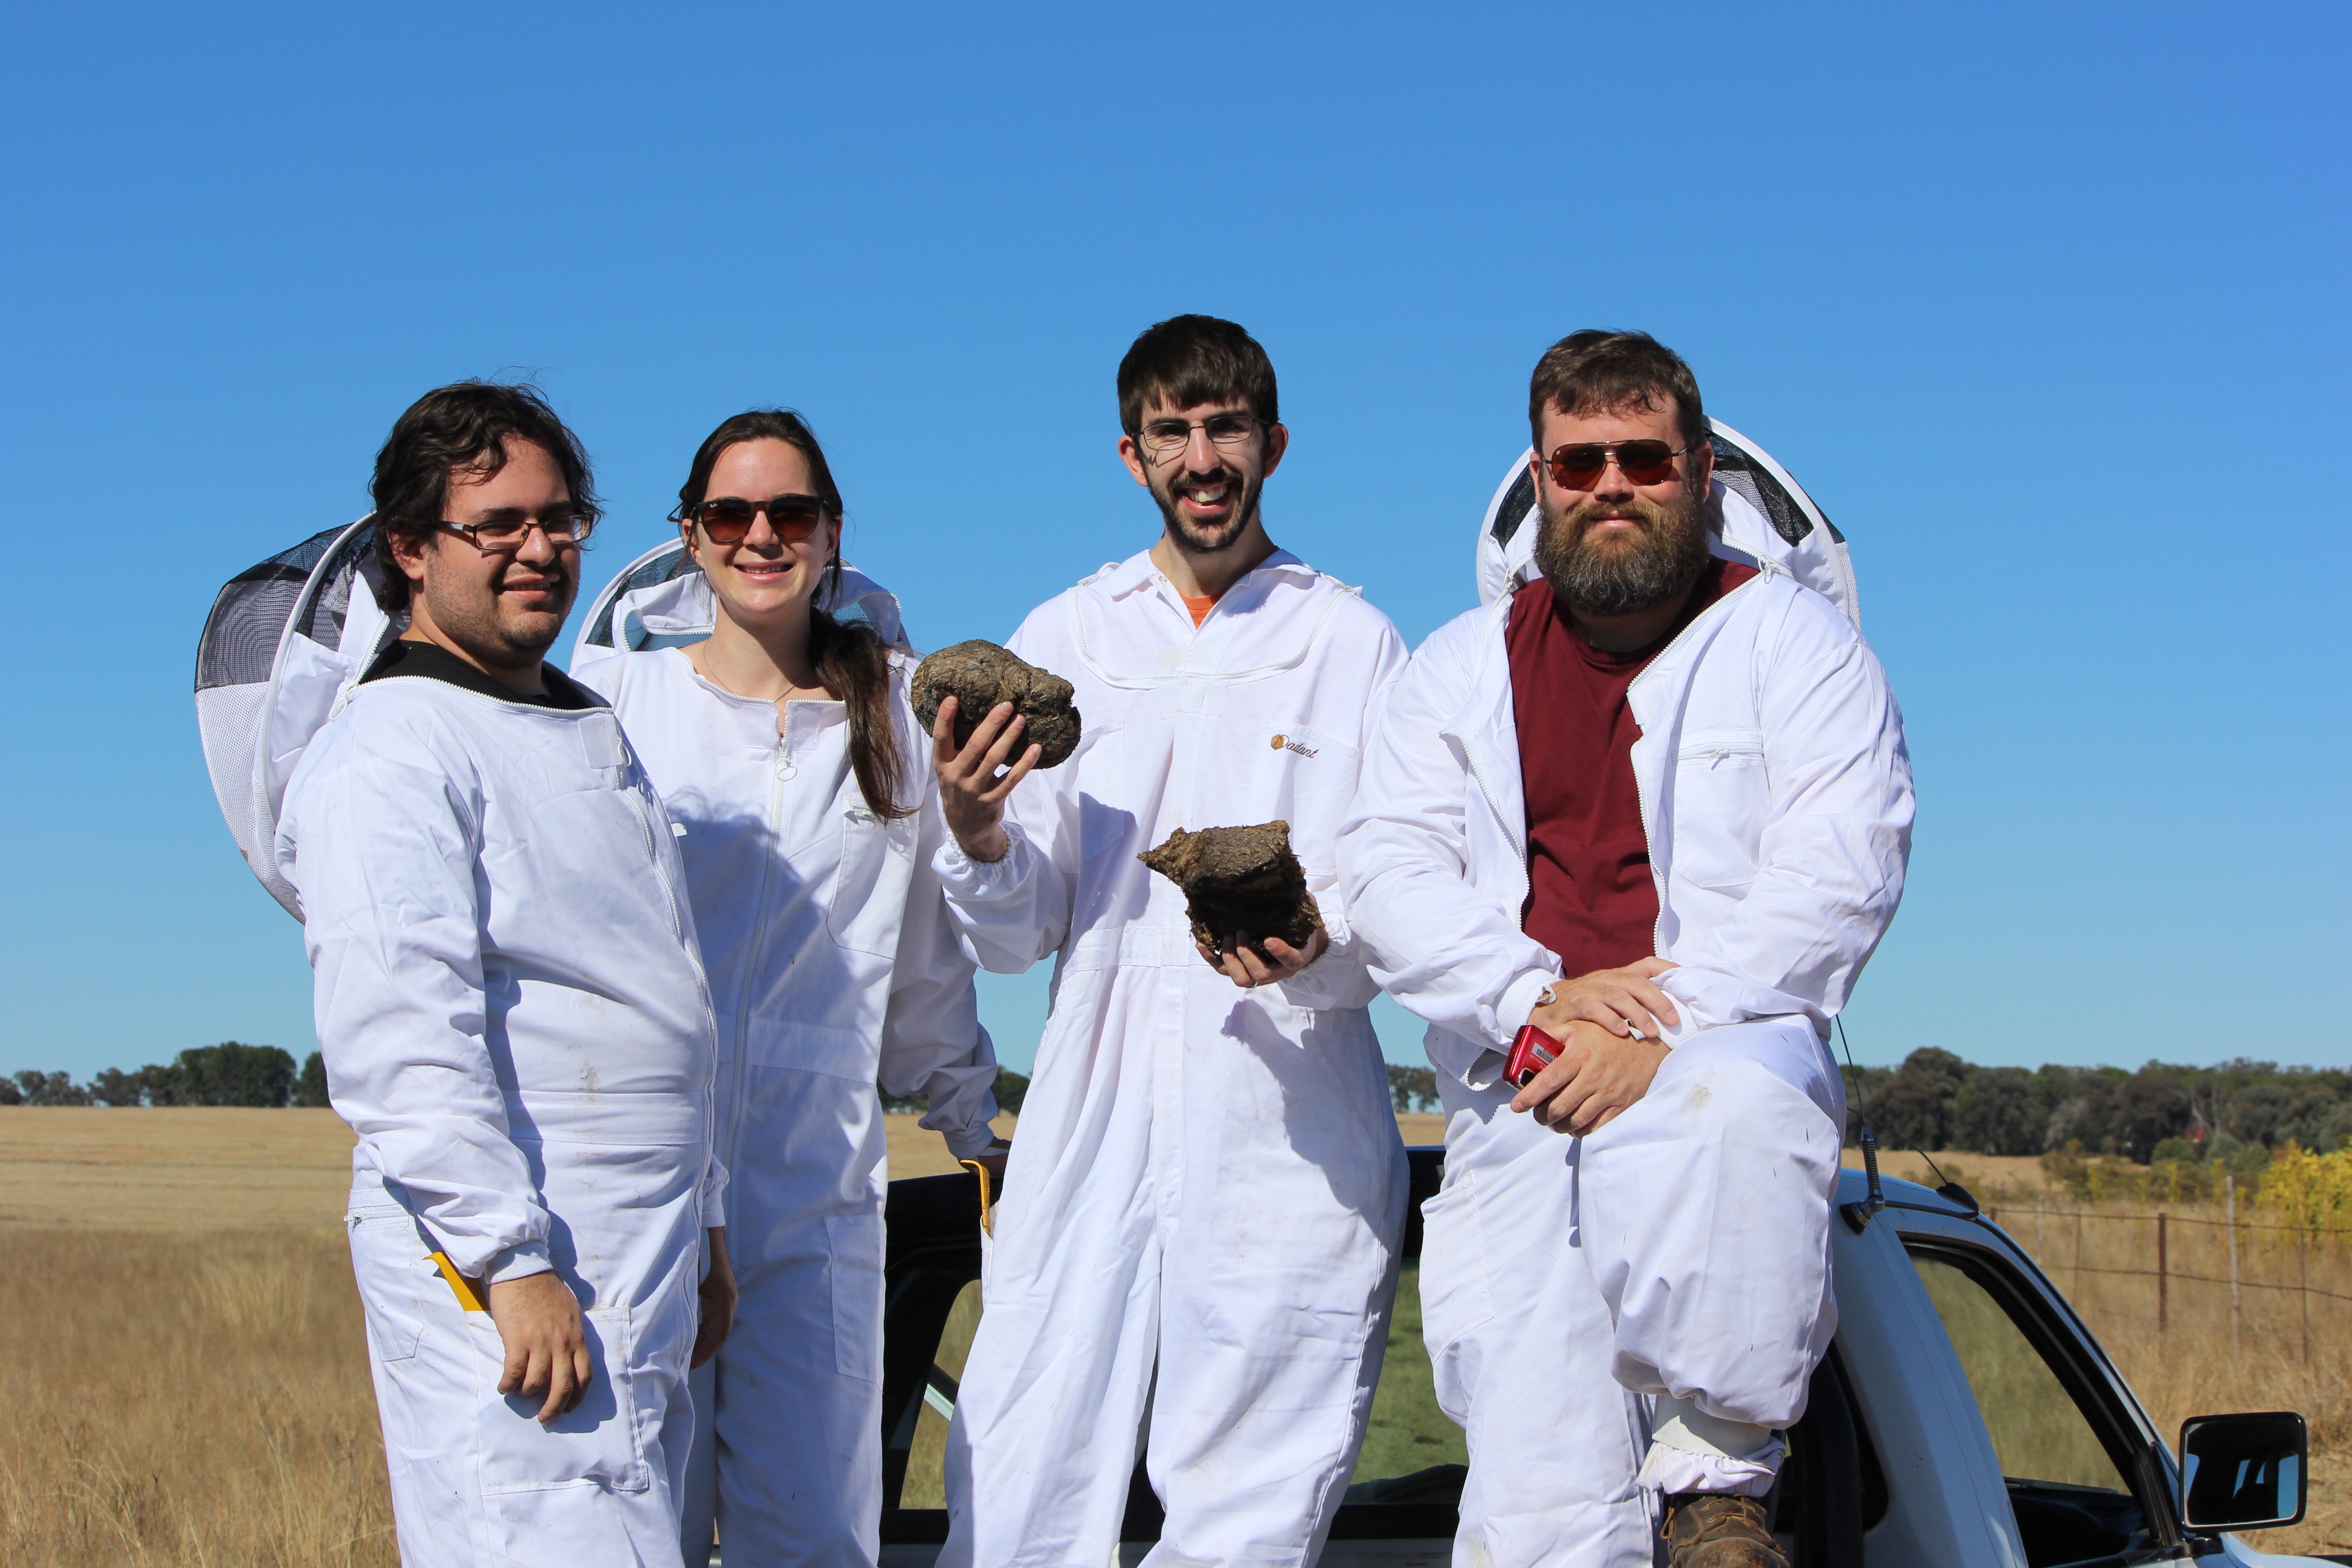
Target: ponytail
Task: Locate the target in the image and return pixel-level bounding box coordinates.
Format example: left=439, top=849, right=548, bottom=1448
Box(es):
left=808, top=604, right=911, bottom=822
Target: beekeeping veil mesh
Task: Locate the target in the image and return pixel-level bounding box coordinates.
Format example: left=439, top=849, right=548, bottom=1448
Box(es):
left=1475, top=418, right=1862, bottom=626
left=569, top=539, right=911, bottom=683
left=193, top=516, right=402, bottom=917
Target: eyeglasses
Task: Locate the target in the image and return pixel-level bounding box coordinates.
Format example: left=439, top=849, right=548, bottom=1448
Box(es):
left=678, top=493, right=828, bottom=545
left=1543, top=439, right=1693, bottom=490
left=1132, top=413, right=1265, bottom=461
left=436, top=511, right=594, bottom=552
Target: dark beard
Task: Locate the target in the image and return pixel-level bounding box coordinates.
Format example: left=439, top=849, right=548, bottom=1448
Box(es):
left=1148, top=464, right=1261, bottom=557
left=1532, top=484, right=1711, bottom=617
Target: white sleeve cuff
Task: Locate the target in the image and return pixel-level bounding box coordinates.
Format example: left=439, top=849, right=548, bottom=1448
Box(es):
left=942, top=1120, right=1004, bottom=1161
left=931, top=826, right=1031, bottom=895
left=483, top=1241, right=554, bottom=1285
left=1498, top=969, right=1557, bottom=1041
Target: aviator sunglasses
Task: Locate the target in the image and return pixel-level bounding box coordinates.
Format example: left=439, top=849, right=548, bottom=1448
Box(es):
left=677, top=493, right=828, bottom=544
left=1543, top=439, right=1694, bottom=490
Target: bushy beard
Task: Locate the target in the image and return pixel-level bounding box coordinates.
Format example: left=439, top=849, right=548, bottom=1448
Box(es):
left=1532, top=483, right=1712, bottom=617
left=1148, top=462, right=1261, bottom=557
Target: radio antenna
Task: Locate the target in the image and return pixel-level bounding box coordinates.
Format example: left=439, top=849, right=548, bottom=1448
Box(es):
left=1837, top=1017, right=1886, bottom=1233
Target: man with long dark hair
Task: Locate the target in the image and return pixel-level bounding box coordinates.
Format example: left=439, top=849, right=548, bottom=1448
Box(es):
left=928, top=316, right=1411, bottom=1566
left=1341, top=333, right=1913, bottom=1568
left=278, top=382, right=731, bottom=1568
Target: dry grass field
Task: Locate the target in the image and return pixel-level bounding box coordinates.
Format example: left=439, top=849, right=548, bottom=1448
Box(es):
left=5, top=1115, right=2343, bottom=1561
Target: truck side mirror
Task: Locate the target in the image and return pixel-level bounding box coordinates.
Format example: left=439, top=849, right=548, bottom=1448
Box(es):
left=2179, top=1412, right=2307, bottom=1531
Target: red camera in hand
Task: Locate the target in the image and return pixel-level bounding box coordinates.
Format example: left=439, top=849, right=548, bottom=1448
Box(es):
left=1504, top=1024, right=1559, bottom=1089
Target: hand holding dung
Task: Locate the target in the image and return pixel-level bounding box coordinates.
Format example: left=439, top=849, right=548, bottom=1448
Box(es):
left=919, top=641, right=1081, bottom=862
left=1138, top=822, right=1328, bottom=989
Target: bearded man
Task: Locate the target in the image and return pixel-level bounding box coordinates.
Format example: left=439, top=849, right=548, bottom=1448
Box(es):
left=1339, top=331, right=1913, bottom=1568
left=929, top=314, right=1410, bottom=1567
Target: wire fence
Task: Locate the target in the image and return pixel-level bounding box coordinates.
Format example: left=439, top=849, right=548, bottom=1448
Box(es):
left=1985, top=1178, right=2352, bottom=1361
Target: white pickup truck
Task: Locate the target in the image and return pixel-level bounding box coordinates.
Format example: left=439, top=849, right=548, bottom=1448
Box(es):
left=872, top=1150, right=2323, bottom=1568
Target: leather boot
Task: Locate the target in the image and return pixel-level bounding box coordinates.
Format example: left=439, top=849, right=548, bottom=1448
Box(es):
left=1661, top=1492, right=1786, bottom=1568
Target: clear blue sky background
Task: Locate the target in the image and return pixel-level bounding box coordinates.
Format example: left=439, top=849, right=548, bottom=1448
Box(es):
left=2, top=4, right=2344, bottom=1080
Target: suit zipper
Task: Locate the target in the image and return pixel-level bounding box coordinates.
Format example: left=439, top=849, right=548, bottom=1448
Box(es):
left=724, top=727, right=792, bottom=1170
left=1461, top=743, right=1530, bottom=921
left=1457, top=598, right=1530, bottom=920
left=1627, top=565, right=1775, bottom=959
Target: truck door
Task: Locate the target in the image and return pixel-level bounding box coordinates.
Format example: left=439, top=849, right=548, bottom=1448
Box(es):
left=1892, top=1212, right=2185, bottom=1568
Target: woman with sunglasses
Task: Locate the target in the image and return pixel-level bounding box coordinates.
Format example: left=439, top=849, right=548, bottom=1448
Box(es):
left=584, top=410, right=1008, bottom=1568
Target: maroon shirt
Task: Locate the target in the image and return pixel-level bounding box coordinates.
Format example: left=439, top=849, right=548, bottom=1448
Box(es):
left=1506, top=558, right=1756, bottom=976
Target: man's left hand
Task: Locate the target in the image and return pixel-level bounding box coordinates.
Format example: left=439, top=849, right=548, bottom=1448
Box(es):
left=1196, top=922, right=1329, bottom=990
left=692, top=1227, right=736, bottom=1370
left=1509, top=1018, right=1668, bottom=1136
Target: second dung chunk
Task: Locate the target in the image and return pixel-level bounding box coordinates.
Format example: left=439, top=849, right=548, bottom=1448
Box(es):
left=910, top=640, right=1083, bottom=768
left=1137, top=822, right=1323, bottom=962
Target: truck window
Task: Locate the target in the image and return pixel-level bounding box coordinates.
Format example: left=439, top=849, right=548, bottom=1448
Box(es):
left=1907, top=1249, right=2149, bottom=1568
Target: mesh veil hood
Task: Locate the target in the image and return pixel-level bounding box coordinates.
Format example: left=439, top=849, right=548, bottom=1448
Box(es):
left=1475, top=418, right=1862, bottom=625
left=193, top=516, right=401, bottom=918
left=568, top=540, right=909, bottom=683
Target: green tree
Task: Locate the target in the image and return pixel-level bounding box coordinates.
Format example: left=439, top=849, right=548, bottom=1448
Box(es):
left=88, top=1067, right=148, bottom=1106
left=1387, top=1064, right=1439, bottom=1113
left=146, top=1044, right=296, bottom=1107
left=12, top=1070, right=90, bottom=1107
left=1952, top=1067, right=2045, bottom=1156
left=2113, top=1072, right=2194, bottom=1163
left=294, top=1052, right=331, bottom=1108
left=1870, top=1048, right=1970, bottom=1150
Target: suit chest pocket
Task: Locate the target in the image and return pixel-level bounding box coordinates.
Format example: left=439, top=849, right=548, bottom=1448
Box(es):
left=1665, top=729, right=1767, bottom=891
left=829, top=808, right=915, bottom=956
left=1212, top=713, right=1357, bottom=847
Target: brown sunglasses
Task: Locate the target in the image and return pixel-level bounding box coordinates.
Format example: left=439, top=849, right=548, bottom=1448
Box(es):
left=1543, top=439, right=1693, bottom=489
left=678, top=493, right=828, bottom=544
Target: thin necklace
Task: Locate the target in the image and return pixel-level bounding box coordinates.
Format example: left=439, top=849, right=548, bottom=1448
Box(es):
left=686, top=643, right=830, bottom=707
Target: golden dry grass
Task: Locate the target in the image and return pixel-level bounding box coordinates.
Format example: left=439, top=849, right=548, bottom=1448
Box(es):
left=0, top=1223, right=395, bottom=1566
left=0, top=1108, right=359, bottom=1230
left=7, top=1113, right=2343, bottom=1560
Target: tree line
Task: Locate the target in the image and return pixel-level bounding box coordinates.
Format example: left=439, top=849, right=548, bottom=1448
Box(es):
left=15, top=1050, right=1038, bottom=1117
left=1387, top=1053, right=2352, bottom=1170
left=1, top=1044, right=328, bottom=1108
left=1843, top=1048, right=2351, bottom=1165
left=20, top=1045, right=2340, bottom=1168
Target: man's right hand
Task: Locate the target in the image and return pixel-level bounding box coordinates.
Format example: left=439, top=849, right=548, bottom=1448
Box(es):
left=486, top=1270, right=592, bottom=1424
left=932, top=696, right=1041, bottom=863
left=1526, top=957, right=1681, bottom=1041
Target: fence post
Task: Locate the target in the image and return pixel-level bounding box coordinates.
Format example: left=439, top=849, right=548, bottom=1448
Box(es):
left=2299, top=1226, right=2310, bottom=1366
left=2226, top=1172, right=2242, bottom=1344
left=2158, top=1212, right=2168, bottom=1333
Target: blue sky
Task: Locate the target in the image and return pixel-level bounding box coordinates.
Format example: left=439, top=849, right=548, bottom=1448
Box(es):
left=2, top=3, right=2344, bottom=1080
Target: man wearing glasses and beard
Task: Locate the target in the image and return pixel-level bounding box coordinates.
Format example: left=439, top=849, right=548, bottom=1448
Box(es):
left=928, top=315, right=1411, bottom=1568
left=1340, top=333, right=1912, bottom=1568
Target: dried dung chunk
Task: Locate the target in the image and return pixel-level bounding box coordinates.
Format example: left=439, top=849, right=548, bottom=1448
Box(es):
left=911, top=640, right=1083, bottom=768
left=1137, top=822, right=1323, bottom=962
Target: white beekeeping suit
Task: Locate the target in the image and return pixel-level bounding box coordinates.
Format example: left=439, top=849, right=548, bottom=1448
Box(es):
left=1338, top=435, right=1909, bottom=1568
left=277, top=651, right=725, bottom=1568
left=931, top=550, right=1411, bottom=1568
left=573, top=553, right=1000, bottom=1568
